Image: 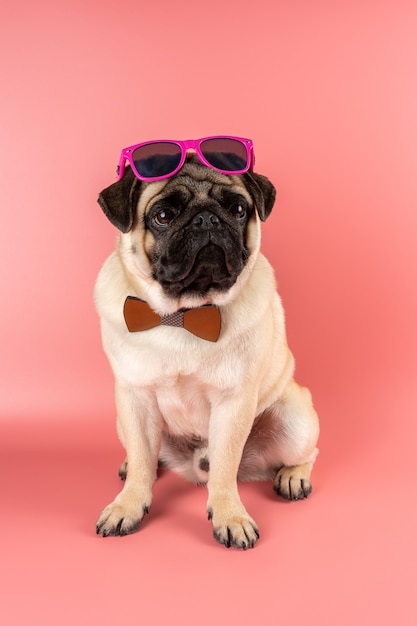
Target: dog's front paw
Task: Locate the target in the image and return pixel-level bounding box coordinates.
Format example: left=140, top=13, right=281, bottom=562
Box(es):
left=207, top=498, right=259, bottom=550
left=274, top=463, right=313, bottom=500
left=96, top=490, right=151, bottom=537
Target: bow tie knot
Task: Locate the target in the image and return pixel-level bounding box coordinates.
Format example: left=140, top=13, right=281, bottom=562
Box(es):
left=123, top=297, right=221, bottom=342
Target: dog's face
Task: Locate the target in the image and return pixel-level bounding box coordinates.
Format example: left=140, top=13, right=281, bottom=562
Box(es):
left=98, top=154, right=276, bottom=309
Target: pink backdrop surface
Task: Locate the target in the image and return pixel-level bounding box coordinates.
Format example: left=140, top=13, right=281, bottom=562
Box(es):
left=1, top=1, right=416, bottom=624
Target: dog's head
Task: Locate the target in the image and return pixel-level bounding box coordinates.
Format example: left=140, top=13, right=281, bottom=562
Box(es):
left=98, top=154, right=276, bottom=311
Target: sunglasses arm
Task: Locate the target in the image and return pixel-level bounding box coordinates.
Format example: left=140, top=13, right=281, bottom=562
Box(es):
left=249, top=145, right=255, bottom=169
left=116, top=152, right=128, bottom=179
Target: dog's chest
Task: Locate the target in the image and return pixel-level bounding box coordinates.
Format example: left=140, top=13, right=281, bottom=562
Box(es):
left=156, top=376, right=211, bottom=438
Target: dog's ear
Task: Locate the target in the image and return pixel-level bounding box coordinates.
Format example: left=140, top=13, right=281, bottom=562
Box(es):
left=97, top=167, right=142, bottom=233
left=243, top=171, right=276, bottom=221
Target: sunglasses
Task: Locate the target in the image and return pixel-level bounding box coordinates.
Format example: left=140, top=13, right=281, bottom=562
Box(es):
left=117, top=136, right=255, bottom=182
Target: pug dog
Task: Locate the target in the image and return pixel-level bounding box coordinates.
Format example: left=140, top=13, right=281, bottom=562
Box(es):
left=94, top=147, right=319, bottom=549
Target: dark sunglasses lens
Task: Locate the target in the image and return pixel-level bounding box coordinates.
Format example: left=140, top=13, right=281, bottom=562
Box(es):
left=200, top=138, right=248, bottom=172
left=132, top=142, right=182, bottom=178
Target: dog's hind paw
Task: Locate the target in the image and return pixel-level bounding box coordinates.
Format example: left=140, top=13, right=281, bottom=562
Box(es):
left=273, top=463, right=313, bottom=500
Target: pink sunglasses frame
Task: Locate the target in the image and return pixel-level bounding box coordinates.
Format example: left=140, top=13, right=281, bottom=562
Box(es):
left=117, top=135, right=255, bottom=182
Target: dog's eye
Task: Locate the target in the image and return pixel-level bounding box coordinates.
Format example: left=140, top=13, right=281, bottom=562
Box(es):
left=154, top=208, right=176, bottom=227
left=230, top=202, right=247, bottom=221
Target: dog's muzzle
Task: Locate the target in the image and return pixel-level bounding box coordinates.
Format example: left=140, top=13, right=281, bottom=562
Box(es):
left=154, top=209, right=246, bottom=297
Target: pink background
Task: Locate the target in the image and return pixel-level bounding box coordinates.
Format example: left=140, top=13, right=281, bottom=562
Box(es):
left=1, top=1, right=416, bottom=624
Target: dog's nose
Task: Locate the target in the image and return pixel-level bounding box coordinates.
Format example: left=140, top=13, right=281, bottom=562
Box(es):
left=192, top=211, right=220, bottom=230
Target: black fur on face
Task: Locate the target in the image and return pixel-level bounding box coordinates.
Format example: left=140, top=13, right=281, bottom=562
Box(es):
left=145, top=164, right=256, bottom=298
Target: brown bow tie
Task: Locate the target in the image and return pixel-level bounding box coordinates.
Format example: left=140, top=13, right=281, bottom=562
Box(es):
left=123, top=296, right=221, bottom=342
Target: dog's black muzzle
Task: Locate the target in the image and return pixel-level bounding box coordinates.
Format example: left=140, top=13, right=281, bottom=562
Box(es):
left=154, top=208, right=246, bottom=297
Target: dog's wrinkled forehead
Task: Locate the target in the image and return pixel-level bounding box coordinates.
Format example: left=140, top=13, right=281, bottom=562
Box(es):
left=97, top=153, right=275, bottom=232
left=142, top=154, right=252, bottom=212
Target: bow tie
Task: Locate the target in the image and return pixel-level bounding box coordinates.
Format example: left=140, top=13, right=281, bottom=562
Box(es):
left=123, top=296, right=221, bottom=342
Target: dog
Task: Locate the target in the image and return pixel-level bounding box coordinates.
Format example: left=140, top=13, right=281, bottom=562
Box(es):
left=94, top=151, right=319, bottom=549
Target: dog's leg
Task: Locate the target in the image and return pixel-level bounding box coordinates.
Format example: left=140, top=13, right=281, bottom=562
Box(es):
left=269, top=379, right=319, bottom=499
left=96, top=385, right=162, bottom=537
left=206, top=396, right=260, bottom=550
